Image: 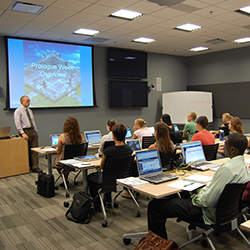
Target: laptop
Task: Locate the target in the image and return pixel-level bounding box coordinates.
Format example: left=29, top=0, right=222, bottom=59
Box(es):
left=84, top=130, right=102, bottom=146
left=180, top=141, right=221, bottom=171
left=125, top=127, right=132, bottom=139
left=126, top=139, right=141, bottom=152
left=148, top=126, right=154, bottom=135
left=135, top=149, right=179, bottom=184
left=0, top=127, right=10, bottom=139
left=49, top=134, right=60, bottom=148
left=173, top=124, right=179, bottom=132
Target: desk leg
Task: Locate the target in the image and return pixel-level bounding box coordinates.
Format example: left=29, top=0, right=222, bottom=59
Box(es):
left=82, top=169, right=88, bottom=193
left=47, top=154, right=53, bottom=175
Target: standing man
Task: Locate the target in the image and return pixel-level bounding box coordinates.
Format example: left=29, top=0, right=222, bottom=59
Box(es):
left=183, top=112, right=197, bottom=141
left=14, top=95, right=41, bottom=173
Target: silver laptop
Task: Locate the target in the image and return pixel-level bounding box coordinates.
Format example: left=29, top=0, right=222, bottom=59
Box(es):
left=135, top=149, right=179, bottom=184
left=49, top=134, right=60, bottom=148
left=126, top=139, right=141, bottom=152
left=180, top=141, right=221, bottom=171
left=125, top=127, right=132, bottom=139
left=84, top=130, right=102, bottom=146
left=0, top=127, right=10, bottom=139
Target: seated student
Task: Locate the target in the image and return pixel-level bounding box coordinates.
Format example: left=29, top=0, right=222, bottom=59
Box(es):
left=191, top=116, right=215, bottom=145
left=98, top=119, right=117, bottom=155
left=147, top=133, right=250, bottom=240
left=148, top=122, right=176, bottom=169
left=183, top=112, right=197, bottom=141
left=217, top=116, right=244, bottom=158
left=213, top=113, right=232, bottom=137
left=161, top=114, right=179, bottom=144
left=132, top=118, right=152, bottom=144
left=88, top=124, right=133, bottom=210
left=54, top=116, right=85, bottom=186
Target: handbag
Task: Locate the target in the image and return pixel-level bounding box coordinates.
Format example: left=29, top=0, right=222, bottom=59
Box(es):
left=134, top=230, right=179, bottom=250
left=37, top=172, right=55, bottom=198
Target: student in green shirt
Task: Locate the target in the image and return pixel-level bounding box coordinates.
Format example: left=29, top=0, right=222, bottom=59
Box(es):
left=183, top=112, right=197, bottom=141
left=147, top=133, right=250, bottom=240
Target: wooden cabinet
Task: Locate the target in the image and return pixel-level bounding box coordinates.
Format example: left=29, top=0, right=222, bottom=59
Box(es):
left=0, top=137, right=29, bottom=178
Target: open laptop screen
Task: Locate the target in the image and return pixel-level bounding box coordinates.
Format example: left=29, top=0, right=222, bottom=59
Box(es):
left=136, top=149, right=162, bottom=176
left=125, top=128, right=132, bottom=139
left=84, top=130, right=102, bottom=143
left=50, top=134, right=60, bottom=146
left=126, top=139, right=141, bottom=151
left=181, top=141, right=206, bottom=164
left=148, top=126, right=154, bottom=135
left=173, top=124, right=179, bottom=132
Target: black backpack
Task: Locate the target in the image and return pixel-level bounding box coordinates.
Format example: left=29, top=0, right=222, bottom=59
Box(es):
left=37, top=172, right=55, bottom=198
left=65, top=191, right=92, bottom=224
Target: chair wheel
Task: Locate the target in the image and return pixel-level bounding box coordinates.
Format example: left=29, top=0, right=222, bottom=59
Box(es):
left=54, top=186, right=58, bottom=190
left=201, top=239, right=208, bottom=247
left=102, top=221, right=108, bottom=227
left=114, top=202, right=118, bottom=208
left=136, top=211, right=141, bottom=217
left=64, top=201, right=69, bottom=208
left=123, top=238, right=131, bottom=245
left=66, top=193, right=70, bottom=198
left=74, top=182, right=78, bottom=186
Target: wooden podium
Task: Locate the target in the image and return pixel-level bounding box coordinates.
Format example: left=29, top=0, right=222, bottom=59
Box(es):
left=0, top=137, right=29, bottom=178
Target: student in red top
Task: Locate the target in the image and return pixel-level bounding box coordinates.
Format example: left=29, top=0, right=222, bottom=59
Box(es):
left=191, top=116, right=215, bottom=145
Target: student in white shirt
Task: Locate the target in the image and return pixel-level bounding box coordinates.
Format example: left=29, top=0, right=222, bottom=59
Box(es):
left=132, top=118, right=152, bottom=145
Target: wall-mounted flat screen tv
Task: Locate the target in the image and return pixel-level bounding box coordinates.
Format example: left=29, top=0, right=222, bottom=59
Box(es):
left=108, top=48, right=147, bottom=79
left=6, top=37, right=95, bottom=109
left=109, top=80, right=148, bottom=108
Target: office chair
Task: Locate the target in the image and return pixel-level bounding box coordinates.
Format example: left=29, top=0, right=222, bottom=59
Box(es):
left=160, top=148, right=177, bottom=171
left=142, top=136, right=155, bottom=149
left=54, top=142, right=88, bottom=197
left=202, top=143, right=219, bottom=161
left=95, top=155, right=140, bottom=227
left=103, top=141, right=115, bottom=151
left=178, top=183, right=250, bottom=249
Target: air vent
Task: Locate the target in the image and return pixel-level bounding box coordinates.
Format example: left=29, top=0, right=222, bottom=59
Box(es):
left=206, top=38, right=226, bottom=44
left=147, top=0, right=185, bottom=7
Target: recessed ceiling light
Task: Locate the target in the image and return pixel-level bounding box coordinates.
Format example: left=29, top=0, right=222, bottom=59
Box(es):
left=9, top=1, right=47, bottom=14
left=190, top=46, right=209, bottom=52
left=236, top=5, right=250, bottom=16
left=133, top=37, right=156, bottom=44
left=110, top=9, right=143, bottom=20
left=233, top=37, right=250, bottom=43
left=175, top=23, right=202, bottom=32
left=73, top=28, right=99, bottom=36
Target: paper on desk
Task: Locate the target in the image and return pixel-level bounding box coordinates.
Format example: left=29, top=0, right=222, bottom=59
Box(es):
left=117, top=177, right=149, bottom=187
left=183, top=175, right=212, bottom=184
left=167, top=180, right=205, bottom=191
left=59, top=159, right=80, bottom=165
left=59, top=159, right=94, bottom=168
left=41, top=148, right=57, bottom=152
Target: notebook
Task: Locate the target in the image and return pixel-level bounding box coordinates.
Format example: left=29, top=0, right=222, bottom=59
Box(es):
left=125, top=127, right=132, bottom=139
left=180, top=141, right=221, bottom=171
left=126, top=139, right=141, bottom=152
left=148, top=126, right=154, bottom=135
left=49, top=134, right=60, bottom=148
left=0, top=127, right=10, bottom=139
left=84, top=130, right=102, bottom=146
left=135, top=149, right=179, bottom=184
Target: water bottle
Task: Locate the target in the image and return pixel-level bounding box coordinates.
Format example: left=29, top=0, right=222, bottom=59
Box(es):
left=219, top=129, right=225, bottom=141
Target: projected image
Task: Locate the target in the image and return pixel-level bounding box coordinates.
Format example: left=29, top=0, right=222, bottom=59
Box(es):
left=7, top=38, right=94, bottom=108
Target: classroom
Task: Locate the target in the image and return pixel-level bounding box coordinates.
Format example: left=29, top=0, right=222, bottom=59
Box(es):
left=1, top=0, right=250, bottom=249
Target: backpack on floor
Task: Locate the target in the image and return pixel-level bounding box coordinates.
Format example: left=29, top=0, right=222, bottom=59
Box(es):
left=65, top=191, right=92, bottom=224
left=37, top=172, right=55, bottom=198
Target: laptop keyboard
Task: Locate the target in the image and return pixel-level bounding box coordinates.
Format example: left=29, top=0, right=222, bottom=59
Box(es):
left=144, top=173, right=178, bottom=182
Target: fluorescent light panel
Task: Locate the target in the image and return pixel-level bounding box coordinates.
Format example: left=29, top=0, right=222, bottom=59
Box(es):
left=233, top=37, right=250, bottom=43
left=190, top=46, right=209, bottom=52
left=73, top=28, right=99, bottom=36
left=133, top=37, right=155, bottom=43
left=236, top=5, right=250, bottom=15
left=110, top=9, right=142, bottom=20
left=175, top=23, right=202, bottom=32
left=9, top=1, right=46, bottom=14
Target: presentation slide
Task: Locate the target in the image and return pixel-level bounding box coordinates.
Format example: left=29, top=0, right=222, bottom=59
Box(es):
left=7, top=38, right=94, bottom=108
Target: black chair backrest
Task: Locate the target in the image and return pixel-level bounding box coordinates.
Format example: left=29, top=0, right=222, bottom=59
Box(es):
left=142, top=136, right=155, bottom=149
left=202, top=143, right=219, bottom=161
left=102, top=155, right=134, bottom=193
left=160, top=148, right=176, bottom=171
left=103, top=141, right=115, bottom=151
left=215, top=183, right=248, bottom=232
left=64, top=142, right=88, bottom=160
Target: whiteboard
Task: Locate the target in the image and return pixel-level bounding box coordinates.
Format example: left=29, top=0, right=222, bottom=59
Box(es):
left=162, top=91, right=213, bottom=124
